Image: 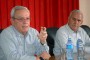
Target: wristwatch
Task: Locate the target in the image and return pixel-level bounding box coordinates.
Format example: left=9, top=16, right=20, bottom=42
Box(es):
left=39, top=57, right=44, bottom=60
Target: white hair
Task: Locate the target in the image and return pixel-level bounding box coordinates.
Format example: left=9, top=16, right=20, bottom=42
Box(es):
left=69, top=10, right=83, bottom=19
left=11, top=6, right=30, bottom=19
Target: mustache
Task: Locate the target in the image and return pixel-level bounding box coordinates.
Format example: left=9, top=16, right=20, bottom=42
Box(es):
left=22, top=26, right=29, bottom=28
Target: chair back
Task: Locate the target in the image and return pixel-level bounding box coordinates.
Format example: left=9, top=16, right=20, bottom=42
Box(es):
left=81, top=25, right=90, bottom=37
left=0, top=29, right=3, bottom=33
left=46, top=27, right=59, bottom=56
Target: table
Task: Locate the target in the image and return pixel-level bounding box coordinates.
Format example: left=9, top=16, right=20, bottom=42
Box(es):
left=60, top=47, right=90, bottom=60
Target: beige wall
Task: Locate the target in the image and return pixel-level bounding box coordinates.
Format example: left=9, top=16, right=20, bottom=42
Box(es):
left=79, top=0, right=90, bottom=27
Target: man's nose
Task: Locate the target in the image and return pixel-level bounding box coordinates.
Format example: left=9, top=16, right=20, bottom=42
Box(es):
left=74, top=20, right=79, bottom=24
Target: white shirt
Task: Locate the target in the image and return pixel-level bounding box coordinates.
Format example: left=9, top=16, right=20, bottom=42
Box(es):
left=53, top=24, right=90, bottom=59
left=0, top=26, right=49, bottom=60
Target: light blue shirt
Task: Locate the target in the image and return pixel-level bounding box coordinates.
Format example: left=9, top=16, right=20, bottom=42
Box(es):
left=0, top=26, right=49, bottom=60
left=53, top=24, right=90, bottom=57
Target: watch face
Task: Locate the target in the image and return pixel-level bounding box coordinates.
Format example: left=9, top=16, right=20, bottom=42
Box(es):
left=40, top=57, right=44, bottom=60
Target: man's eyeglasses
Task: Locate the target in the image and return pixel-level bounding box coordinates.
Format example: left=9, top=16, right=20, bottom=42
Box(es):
left=13, top=17, right=30, bottom=22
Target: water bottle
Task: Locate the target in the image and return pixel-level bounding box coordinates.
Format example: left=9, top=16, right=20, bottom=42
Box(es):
left=66, top=38, right=74, bottom=60
left=77, top=38, right=84, bottom=60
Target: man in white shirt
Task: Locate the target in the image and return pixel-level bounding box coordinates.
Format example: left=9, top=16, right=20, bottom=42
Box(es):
left=53, top=10, right=90, bottom=60
left=0, top=6, right=50, bottom=60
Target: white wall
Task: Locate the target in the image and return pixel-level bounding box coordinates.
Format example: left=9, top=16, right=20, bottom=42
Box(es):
left=79, top=0, right=90, bottom=27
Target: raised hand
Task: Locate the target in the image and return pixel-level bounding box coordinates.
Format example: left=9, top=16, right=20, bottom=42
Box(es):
left=38, top=27, right=48, bottom=44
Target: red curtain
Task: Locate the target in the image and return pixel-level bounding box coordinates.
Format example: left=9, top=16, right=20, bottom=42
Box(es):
left=0, top=0, right=79, bottom=31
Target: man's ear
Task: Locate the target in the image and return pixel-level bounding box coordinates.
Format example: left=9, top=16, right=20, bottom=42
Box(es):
left=81, top=20, right=83, bottom=24
left=10, top=18, right=14, bottom=25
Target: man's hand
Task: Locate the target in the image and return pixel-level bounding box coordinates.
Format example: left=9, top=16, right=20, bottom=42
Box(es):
left=40, top=51, right=51, bottom=60
left=38, top=27, right=48, bottom=44
left=36, top=56, right=40, bottom=60
left=36, top=51, right=51, bottom=60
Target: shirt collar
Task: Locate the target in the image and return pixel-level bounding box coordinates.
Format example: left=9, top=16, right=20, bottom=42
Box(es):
left=12, top=26, right=29, bottom=37
left=66, top=24, right=81, bottom=34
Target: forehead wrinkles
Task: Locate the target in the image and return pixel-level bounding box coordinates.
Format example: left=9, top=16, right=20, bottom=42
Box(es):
left=71, top=13, right=83, bottom=21
left=72, top=12, right=83, bottom=18
left=14, top=9, right=30, bottom=17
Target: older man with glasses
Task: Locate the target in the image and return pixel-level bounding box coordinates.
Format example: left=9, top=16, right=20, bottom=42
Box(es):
left=0, top=6, right=50, bottom=60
